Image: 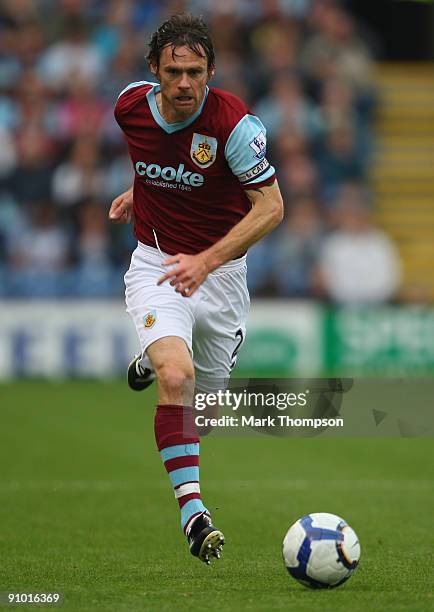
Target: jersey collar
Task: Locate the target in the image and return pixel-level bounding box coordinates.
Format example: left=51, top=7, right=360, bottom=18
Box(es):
left=147, top=84, right=209, bottom=133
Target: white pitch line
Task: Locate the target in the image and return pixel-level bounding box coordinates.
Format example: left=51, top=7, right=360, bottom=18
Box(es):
left=0, top=479, right=432, bottom=493
left=207, top=479, right=434, bottom=491
left=0, top=480, right=138, bottom=492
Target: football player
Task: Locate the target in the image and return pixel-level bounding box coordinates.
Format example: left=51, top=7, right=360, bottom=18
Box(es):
left=109, top=13, right=283, bottom=564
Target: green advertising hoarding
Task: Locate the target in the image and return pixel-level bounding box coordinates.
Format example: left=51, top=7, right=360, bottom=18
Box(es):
left=237, top=303, right=434, bottom=376
left=325, top=306, right=434, bottom=374
left=236, top=301, right=323, bottom=376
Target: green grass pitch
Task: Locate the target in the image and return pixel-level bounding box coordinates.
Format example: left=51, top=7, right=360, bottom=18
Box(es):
left=0, top=381, right=433, bottom=611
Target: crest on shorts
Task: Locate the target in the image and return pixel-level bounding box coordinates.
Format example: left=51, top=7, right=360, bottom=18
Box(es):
left=190, top=133, right=217, bottom=168
left=143, top=310, right=157, bottom=329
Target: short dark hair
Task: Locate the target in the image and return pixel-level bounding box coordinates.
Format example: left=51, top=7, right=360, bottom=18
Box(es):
left=147, top=13, right=215, bottom=70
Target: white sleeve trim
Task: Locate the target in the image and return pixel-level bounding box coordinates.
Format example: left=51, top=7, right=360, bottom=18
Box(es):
left=117, top=80, right=157, bottom=99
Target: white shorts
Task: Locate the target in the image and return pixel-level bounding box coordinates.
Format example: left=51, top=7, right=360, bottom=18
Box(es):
left=124, top=242, right=250, bottom=391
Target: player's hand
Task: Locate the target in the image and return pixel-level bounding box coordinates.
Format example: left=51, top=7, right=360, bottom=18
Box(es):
left=108, top=188, right=133, bottom=224
left=157, top=253, right=209, bottom=297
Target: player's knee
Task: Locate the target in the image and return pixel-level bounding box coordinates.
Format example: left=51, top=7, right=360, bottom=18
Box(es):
left=156, top=364, right=195, bottom=398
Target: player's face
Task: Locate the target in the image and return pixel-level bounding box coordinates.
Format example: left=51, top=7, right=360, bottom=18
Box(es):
left=152, top=45, right=212, bottom=123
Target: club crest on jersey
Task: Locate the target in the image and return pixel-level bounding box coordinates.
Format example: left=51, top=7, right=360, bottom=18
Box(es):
left=143, top=310, right=157, bottom=329
left=190, top=133, right=217, bottom=168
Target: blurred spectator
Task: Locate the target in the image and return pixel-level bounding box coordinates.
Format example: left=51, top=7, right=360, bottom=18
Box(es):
left=0, top=194, right=26, bottom=262
left=6, top=201, right=70, bottom=297
left=0, top=0, right=39, bottom=28
left=0, top=26, right=22, bottom=90
left=248, top=17, right=300, bottom=76
left=315, top=122, right=365, bottom=201
left=317, top=76, right=373, bottom=163
left=0, top=126, right=16, bottom=177
left=56, top=77, right=109, bottom=141
left=301, top=2, right=373, bottom=96
left=103, top=154, right=134, bottom=203
left=51, top=137, right=104, bottom=208
left=273, top=196, right=323, bottom=297
left=37, top=16, right=105, bottom=92
left=15, top=21, right=47, bottom=69
left=315, top=183, right=401, bottom=304
left=76, top=200, right=111, bottom=267
left=211, top=51, right=250, bottom=102
left=278, top=151, right=318, bottom=200
left=273, top=130, right=308, bottom=164
left=3, top=127, right=54, bottom=205
left=13, top=69, right=58, bottom=135
left=8, top=202, right=68, bottom=269
left=254, top=72, right=321, bottom=141
left=92, top=0, right=131, bottom=62
left=247, top=236, right=277, bottom=295
left=74, top=200, right=115, bottom=296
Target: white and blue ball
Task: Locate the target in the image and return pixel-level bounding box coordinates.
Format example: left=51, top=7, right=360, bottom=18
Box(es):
left=283, top=512, right=360, bottom=589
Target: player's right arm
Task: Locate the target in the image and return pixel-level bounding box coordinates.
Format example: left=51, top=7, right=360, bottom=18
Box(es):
left=108, top=185, right=133, bottom=224
left=110, top=81, right=153, bottom=225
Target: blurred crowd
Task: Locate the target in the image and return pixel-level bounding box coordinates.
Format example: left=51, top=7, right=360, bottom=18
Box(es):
left=0, top=0, right=401, bottom=302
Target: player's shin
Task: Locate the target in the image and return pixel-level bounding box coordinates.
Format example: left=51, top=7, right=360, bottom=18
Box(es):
left=154, top=404, right=210, bottom=534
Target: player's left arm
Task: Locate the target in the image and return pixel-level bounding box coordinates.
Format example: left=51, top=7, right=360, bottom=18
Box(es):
left=202, top=179, right=284, bottom=269
left=158, top=179, right=283, bottom=297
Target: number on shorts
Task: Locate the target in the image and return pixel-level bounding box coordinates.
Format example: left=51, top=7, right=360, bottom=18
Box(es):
left=230, top=329, right=244, bottom=369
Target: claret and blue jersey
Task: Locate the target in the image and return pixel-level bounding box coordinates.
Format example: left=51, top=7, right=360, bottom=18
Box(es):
left=115, top=81, right=276, bottom=255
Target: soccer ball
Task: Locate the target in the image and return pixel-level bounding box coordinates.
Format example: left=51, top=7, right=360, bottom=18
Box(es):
left=282, top=512, right=360, bottom=589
